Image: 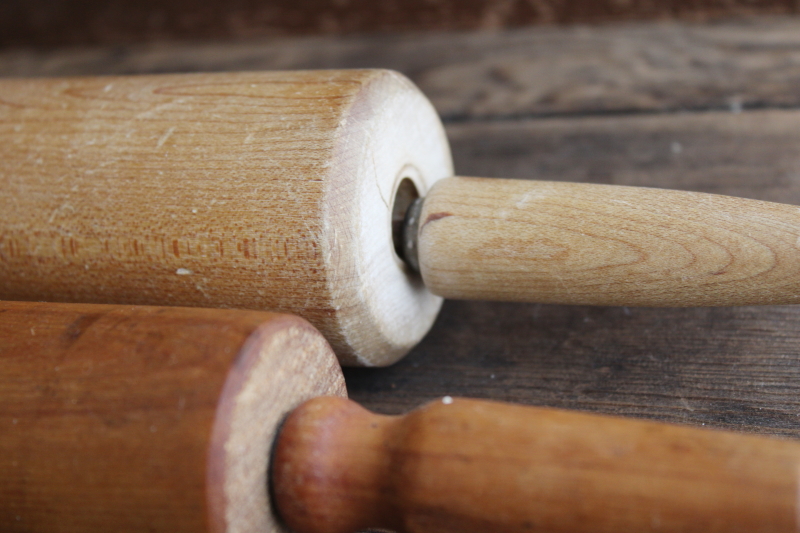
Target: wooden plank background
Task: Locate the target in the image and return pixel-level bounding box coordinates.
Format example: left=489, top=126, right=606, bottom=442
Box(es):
left=3, top=17, right=800, bottom=436
left=1, top=0, right=798, bottom=48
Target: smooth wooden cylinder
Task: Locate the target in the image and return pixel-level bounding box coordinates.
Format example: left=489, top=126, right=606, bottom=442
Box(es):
left=274, top=396, right=800, bottom=533
left=0, top=301, right=346, bottom=533
left=419, top=177, right=800, bottom=306
left=0, top=70, right=452, bottom=367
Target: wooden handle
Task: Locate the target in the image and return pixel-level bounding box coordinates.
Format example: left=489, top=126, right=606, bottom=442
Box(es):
left=418, top=177, right=800, bottom=306
left=273, top=396, right=800, bottom=533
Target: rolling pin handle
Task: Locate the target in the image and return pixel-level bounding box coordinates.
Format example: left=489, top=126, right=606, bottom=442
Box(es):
left=272, top=396, right=800, bottom=533
left=417, top=177, right=800, bottom=307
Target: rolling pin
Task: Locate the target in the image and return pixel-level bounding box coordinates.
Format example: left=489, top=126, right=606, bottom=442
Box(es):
left=1, top=300, right=799, bottom=533
left=4, top=70, right=800, bottom=366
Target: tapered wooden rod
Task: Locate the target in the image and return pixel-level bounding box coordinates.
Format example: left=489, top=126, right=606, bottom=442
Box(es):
left=414, top=177, right=800, bottom=306
left=273, top=396, right=800, bottom=533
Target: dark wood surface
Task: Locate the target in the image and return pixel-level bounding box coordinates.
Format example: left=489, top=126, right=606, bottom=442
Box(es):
left=6, top=18, right=800, bottom=119
left=1, top=0, right=797, bottom=48
left=4, top=17, right=800, bottom=436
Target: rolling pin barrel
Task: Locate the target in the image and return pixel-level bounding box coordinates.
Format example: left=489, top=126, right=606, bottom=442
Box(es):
left=0, top=70, right=453, bottom=367
left=0, top=301, right=346, bottom=533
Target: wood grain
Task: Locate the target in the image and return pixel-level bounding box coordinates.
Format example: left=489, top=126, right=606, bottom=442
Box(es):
left=0, top=70, right=451, bottom=366
left=344, top=302, right=800, bottom=435
left=0, top=301, right=345, bottom=533
left=5, top=18, right=800, bottom=120
left=419, top=176, right=800, bottom=306
left=274, top=396, right=800, bottom=533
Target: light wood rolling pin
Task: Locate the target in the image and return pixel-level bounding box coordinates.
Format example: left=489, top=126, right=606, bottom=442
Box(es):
left=4, top=70, right=800, bottom=366
left=1, top=300, right=799, bottom=533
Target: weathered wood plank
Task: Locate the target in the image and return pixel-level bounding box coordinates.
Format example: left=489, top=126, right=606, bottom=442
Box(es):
left=344, top=303, right=800, bottom=436
left=0, top=0, right=797, bottom=49
left=4, top=18, right=800, bottom=119
left=447, top=108, right=800, bottom=202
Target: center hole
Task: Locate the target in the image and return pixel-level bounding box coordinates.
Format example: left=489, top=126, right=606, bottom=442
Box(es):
left=391, top=178, right=420, bottom=265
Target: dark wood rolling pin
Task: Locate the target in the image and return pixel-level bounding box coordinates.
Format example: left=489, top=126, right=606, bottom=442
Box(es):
left=3, top=70, right=800, bottom=365
left=1, top=300, right=798, bottom=533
